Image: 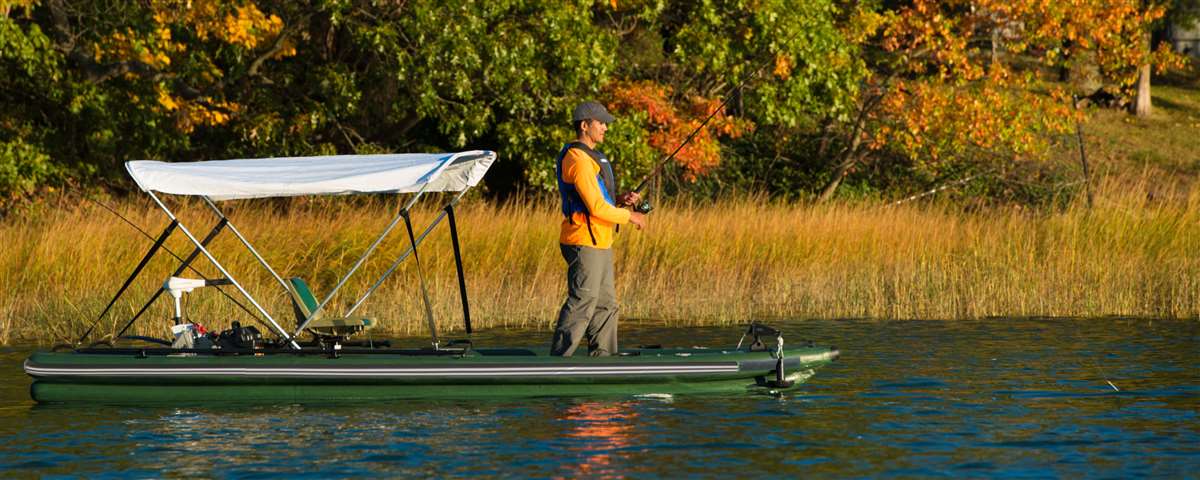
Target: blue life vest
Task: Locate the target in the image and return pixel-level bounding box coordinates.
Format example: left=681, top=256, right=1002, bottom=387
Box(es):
left=556, top=142, right=618, bottom=245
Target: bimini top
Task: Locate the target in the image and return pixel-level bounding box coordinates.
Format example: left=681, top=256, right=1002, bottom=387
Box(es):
left=126, top=150, right=496, bottom=201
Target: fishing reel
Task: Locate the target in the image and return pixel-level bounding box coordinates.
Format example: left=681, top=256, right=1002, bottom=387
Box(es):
left=634, top=200, right=653, bottom=214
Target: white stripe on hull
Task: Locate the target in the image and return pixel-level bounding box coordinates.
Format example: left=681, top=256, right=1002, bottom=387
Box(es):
left=25, top=363, right=742, bottom=378
left=25, top=351, right=835, bottom=380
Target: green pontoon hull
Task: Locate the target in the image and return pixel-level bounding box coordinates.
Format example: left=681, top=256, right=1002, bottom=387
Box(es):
left=25, top=346, right=839, bottom=403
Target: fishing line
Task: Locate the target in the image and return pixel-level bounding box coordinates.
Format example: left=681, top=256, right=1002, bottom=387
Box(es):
left=82, top=196, right=268, bottom=339
left=631, top=28, right=805, bottom=208
left=87, top=196, right=190, bottom=266
left=1089, top=352, right=1120, bottom=392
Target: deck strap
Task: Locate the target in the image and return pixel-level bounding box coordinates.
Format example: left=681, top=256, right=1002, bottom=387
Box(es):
left=79, top=220, right=178, bottom=344
left=115, top=218, right=234, bottom=339
left=403, top=210, right=439, bottom=347
left=445, top=204, right=472, bottom=334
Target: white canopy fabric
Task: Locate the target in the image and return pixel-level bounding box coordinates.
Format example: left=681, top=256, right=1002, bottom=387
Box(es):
left=125, top=150, right=496, bottom=200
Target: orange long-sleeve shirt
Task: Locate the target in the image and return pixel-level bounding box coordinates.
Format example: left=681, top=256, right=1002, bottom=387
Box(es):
left=559, top=148, right=631, bottom=249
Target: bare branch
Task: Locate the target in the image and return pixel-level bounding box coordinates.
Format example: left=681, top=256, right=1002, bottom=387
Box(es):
left=246, top=14, right=311, bottom=81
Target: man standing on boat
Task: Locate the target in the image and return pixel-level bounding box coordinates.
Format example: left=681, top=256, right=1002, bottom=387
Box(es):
left=551, top=101, right=647, bottom=357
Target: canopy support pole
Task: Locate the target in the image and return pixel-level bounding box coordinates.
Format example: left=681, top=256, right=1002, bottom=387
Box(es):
left=201, top=197, right=291, bottom=293
left=402, top=210, right=439, bottom=347
left=293, top=187, right=434, bottom=338
left=78, top=220, right=178, bottom=344
left=345, top=190, right=467, bottom=317
left=445, top=202, right=472, bottom=334
left=146, top=191, right=300, bottom=349
left=115, top=218, right=231, bottom=339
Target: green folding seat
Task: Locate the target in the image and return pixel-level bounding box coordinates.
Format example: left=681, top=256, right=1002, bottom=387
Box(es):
left=287, top=277, right=376, bottom=339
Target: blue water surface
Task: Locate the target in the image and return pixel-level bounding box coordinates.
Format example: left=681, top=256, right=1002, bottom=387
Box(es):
left=0, top=318, right=1197, bottom=478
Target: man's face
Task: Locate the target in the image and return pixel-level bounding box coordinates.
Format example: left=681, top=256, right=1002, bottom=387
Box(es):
left=583, top=119, right=608, bottom=144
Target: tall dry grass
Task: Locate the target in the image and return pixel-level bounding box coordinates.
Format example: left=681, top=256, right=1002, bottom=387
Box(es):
left=1, top=177, right=1199, bottom=344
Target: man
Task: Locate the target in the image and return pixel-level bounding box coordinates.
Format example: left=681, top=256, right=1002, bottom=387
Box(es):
left=550, top=101, right=647, bottom=357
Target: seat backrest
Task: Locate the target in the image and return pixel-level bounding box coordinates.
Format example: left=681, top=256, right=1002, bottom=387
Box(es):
left=287, top=277, right=323, bottom=325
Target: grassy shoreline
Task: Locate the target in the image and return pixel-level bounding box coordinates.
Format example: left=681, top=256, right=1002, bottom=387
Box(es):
left=2, top=178, right=1198, bottom=345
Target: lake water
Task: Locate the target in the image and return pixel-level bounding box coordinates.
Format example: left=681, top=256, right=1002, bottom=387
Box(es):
left=1, top=318, right=1197, bottom=478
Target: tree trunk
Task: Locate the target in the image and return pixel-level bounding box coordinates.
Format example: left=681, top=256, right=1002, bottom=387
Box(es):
left=817, top=160, right=851, bottom=202
left=991, top=27, right=1001, bottom=66
left=817, top=92, right=881, bottom=203
left=1134, top=33, right=1152, bottom=117
left=817, top=148, right=865, bottom=203
left=1134, top=63, right=1152, bottom=116
left=1075, top=118, right=1093, bottom=209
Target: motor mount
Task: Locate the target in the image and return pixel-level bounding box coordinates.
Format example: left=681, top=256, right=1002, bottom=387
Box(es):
left=738, top=322, right=794, bottom=389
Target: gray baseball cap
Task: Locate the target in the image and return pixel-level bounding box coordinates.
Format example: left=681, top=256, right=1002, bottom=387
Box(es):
left=572, top=101, right=615, bottom=124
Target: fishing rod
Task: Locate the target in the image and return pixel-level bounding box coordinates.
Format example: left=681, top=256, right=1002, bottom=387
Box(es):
left=629, top=43, right=786, bottom=214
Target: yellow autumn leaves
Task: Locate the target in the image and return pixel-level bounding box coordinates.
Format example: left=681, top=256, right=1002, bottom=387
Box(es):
left=880, top=77, right=1078, bottom=164
left=87, top=1, right=291, bottom=133
left=151, top=0, right=283, bottom=49
left=0, top=0, right=37, bottom=16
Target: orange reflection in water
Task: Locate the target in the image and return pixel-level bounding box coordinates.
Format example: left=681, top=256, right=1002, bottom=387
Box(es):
left=557, top=402, right=638, bottom=479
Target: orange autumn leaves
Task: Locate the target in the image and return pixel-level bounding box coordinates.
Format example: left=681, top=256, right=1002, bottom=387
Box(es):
left=874, top=0, right=1181, bottom=168
left=879, top=76, right=1078, bottom=164
left=884, top=0, right=1180, bottom=88
left=597, top=0, right=1183, bottom=183
left=607, top=81, right=753, bottom=180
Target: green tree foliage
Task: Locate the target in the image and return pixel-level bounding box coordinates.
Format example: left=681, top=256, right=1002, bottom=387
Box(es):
left=565, top=0, right=867, bottom=193
left=0, top=0, right=1184, bottom=205
left=1165, top=0, right=1200, bottom=39
left=0, top=0, right=620, bottom=198
left=1, top=2, right=65, bottom=197
left=0, top=0, right=866, bottom=200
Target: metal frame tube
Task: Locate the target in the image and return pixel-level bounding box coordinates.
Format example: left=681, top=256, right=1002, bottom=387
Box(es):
left=445, top=203, right=472, bottom=334
left=402, top=210, right=439, bottom=347
left=202, top=197, right=291, bottom=292
left=293, top=187, right=432, bottom=337
left=344, top=191, right=466, bottom=317
left=146, top=191, right=300, bottom=349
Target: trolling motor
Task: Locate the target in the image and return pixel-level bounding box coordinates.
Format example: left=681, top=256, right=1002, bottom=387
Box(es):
left=163, top=276, right=236, bottom=349
left=164, top=276, right=233, bottom=325
left=737, top=322, right=794, bottom=389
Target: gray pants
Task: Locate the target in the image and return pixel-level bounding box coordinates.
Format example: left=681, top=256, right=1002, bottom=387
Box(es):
left=551, top=245, right=618, bottom=356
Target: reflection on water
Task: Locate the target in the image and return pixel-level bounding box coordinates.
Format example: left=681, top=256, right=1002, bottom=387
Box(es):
left=0, top=318, right=1197, bottom=478
left=560, top=402, right=637, bottom=478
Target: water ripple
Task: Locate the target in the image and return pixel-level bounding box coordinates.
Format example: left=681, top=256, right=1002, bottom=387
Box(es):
left=0, top=318, right=1197, bottom=478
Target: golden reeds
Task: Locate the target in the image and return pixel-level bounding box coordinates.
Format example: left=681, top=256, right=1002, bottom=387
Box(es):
left=2, top=177, right=1198, bottom=345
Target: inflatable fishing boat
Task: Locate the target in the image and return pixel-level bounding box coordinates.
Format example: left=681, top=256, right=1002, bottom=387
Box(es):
left=24, top=151, right=838, bottom=403
left=26, top=342, right=838, bottom=403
